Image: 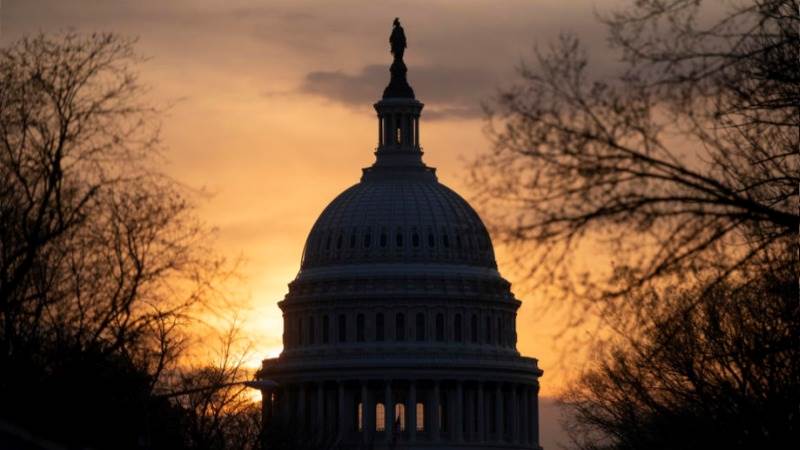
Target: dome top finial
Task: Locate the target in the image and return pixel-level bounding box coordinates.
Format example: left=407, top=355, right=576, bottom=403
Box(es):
left=390, top=18, right=406, bottom=60
left=383, top=18, right=415, bottom=99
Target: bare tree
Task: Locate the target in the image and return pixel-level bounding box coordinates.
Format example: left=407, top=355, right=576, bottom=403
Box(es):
left=175, top=322, right=262, bottom=450
left=0, top=32, right=237, bottom=449
left=471, top=1, right=798, bottom=447
left=561, top=253, right=799, bottom=449
left=470, top=0, right=798, bottom=338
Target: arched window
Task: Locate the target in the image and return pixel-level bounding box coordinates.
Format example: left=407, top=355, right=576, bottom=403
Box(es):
left=309, top=316, right=315, bottom=345
left=375, top=313, right=385, bottom=342
left=357, top=313, right=365, bottom=342
left=428, top=233, right=435, bottom=247
left=440, top=394, right=448, bottom=432
left=298, top=317, right=304, bottom=346
left=336, top=234, right=343, bottom=249
left=471, top=314, right=478, bottom=343
left=376, top=313, right=385, bottom=341
left=350, top=233, right=356, bottom=248
left=416, top=402, right=425, bottom=431
left=376, top=403, right=386, bottom=431
left=396, top=232, right=403, bottom=247
left=357, top=402, right=363, bottom=431
left=435, top=313, right=445, bottom=341
left=364, top=232, right=371, bottom=248
left=380, top=232, right=387, bottom=247
left=412, top=233, right=420, bottom=247
left=396, top=313, right=405, bottom=341
left=486, top=316, right=492, bottom=343
left=454, top=314, right=462, bottom=342
left=498, top=317, right=503, bottom=346
left=488, top=391, right=496, bottom=432
left=415, top=313, right=425, bottom=341
left=394, top=403, right=406, bottom=431
left=339, top=314, right=347, bottom=343
left=323, top=315, right=330, bottom=344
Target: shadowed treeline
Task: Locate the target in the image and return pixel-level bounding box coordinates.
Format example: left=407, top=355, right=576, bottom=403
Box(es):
left=0, top=33, right=260, bottom=450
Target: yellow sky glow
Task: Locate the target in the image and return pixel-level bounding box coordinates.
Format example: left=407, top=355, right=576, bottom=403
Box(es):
left=2, top=0, right=626, bottom=400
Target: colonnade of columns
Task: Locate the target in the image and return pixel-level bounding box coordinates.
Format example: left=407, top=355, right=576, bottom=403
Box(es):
left=262, top=378, right=539, bottom=448
left=378, top=111, right=420, bottom=149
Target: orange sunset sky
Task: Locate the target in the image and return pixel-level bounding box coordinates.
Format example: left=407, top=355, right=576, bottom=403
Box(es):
left=3, top=1, right=625, bottom=442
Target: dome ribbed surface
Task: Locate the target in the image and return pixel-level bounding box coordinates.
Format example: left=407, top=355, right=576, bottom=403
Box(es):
left=300, top=177, right=496, bottom=269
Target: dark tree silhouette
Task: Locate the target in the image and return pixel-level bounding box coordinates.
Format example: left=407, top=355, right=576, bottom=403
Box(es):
left=470, top=1, right=798, bottom=447
left=261, top=414, right=339, bottom=450
left=561, top=256, right=799, bottom=450
left=0, top=32, right=255, bottom=449
left=174, top=325, right=262, bottom=450
left=471, top=0, right=798, bottom=336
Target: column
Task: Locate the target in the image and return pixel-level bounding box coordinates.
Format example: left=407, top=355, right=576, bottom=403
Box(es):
left=337, top=382, right=346, bottom=438
left=317, top=383, right=325, bottom=436
left=283, top=387, right=291, bottom=422
left=531, top=384, right=540, bottom=446
left=361, top=382, right=371, bottom=444
left=283, top=386, right=297, bottom=422
left=262, top=389, right=273, bottom=428
left=392, top=113, right=399, bottom=144
left=455, top=380, right=464, bottom=442
left=298, top=384, right=306, bottom=429
left=521, top=385, right=529, bottom=445
left=495, top=383, right=504, bottom=442
left=403, top=113, right=409, bottom=145
left=464, top=384, right=474, bottom=440
left=414, top=116, right=420, bottom=147
left=477, top=382, right=485, bottom=442
left=448, top=382, right=457, bottom=438
left=408, top=381, right=417, bottom=442
left=510, top=384, right=519, bottom=443
left=385, top=381, right=394, bottom=439
left=431, top=380, right=441, bottom=441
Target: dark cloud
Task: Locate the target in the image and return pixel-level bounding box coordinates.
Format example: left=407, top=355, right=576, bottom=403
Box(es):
left=299, top=63, right=498, bottom=120
left=4, top=0, right=617, bottom=123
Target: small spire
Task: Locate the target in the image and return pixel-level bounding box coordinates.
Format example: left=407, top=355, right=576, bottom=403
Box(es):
left=383, top=18, right=415, bottom=99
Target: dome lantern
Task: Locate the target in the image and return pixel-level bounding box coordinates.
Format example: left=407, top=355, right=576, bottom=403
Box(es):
left=372, top=18, right=427, bottom=172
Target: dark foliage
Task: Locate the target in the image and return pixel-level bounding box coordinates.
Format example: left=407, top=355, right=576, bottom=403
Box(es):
left=471, top=0, right=799, bottom=448
left=563, top=257, right=799, bottom=449
left=0, top=32, right=257, bottom=450
left=471, top=0, right=798, bottom=333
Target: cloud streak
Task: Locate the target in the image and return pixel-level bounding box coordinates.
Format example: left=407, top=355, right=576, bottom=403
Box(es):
left=299, top=63, right=497, bottom=120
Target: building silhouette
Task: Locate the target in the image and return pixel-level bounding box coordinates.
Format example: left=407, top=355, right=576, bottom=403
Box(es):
left=257, top=19, right=543, bottom=450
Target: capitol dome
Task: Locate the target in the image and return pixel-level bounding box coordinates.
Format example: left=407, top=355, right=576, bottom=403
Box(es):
left=300, top=173, right=496, bottom=270
left=257, top=19, right=542, bottom=450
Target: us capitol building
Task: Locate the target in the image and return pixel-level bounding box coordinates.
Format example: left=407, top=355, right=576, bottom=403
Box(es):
left=257, top=19, right=543, bottom=450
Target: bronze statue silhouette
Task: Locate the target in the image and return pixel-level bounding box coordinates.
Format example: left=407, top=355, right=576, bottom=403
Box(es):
left=390, top=18, right=406, bottom=61
left=383, top=18, right=415, bottom=99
